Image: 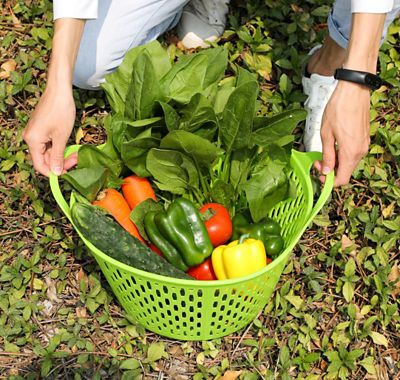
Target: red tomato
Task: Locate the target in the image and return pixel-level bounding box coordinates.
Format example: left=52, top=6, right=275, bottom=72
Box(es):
left=200, top=203, right=232, bottom=247
left=267, top=257, right=272, bottom=264
left=187, top=258, right=217, bottom=281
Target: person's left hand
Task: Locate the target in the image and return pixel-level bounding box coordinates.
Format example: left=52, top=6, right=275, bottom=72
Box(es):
left=315, top=81, right=371, bottom=187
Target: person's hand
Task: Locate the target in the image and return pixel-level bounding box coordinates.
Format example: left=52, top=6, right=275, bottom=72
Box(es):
left=23, top=85, right=78, bottom=176
left=315, top=81, right=371, bottom=187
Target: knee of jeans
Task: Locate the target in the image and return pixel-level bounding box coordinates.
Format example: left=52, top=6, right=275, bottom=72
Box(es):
left=72, top=64, right=105, bottom=90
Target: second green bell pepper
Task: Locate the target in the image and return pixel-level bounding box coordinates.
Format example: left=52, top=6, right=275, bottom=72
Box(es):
left=232, top=214, right=284, bottom=259
left=144, top=211, right=188, bottom=272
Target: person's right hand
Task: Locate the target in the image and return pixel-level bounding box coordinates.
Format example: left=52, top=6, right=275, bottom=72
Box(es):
left=23, top=85, right=78, bottom=176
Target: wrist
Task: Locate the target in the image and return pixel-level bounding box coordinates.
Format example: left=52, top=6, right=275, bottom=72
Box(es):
left=343, top=59, right=377, bottom=74
left=47, top=61, right=73, bottom=91
left=336, top=79, right=371, bottom=94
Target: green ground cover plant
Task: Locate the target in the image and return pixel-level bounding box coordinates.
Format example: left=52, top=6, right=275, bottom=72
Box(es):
left=0, top=0, right=399, bottom=378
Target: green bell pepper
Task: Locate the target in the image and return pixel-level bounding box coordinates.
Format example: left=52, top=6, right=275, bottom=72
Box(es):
left=233, top=214, right=284, bottom=259
left=144, top=211, right=188, bottom=272
left=154, top=198, right=213, bottom=267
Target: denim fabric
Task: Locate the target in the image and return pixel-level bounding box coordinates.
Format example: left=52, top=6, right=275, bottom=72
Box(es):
left=73, top=0, right=189, bottom=89
left=329, top=0, right=400, bottom=48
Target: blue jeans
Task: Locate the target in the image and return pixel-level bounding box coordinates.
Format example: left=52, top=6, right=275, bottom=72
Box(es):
left=329, top=0, right=400, bottom=48
left=73, top=0, right=189, bottom=89
left=73, top=0, right=400, bottom=89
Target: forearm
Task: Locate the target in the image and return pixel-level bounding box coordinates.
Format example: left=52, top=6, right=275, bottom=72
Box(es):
left=344, top=13, right=386, bottom=73
left=47, top=18, right=85, bottom=88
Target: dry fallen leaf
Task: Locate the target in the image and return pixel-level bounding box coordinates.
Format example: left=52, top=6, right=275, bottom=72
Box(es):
left=382, top=202, right=395, bottom=218
left=1, top=59, right=17, bottom=71
left=76, top=267, right=88, bottom=286
left=0, top=59, right=17, bottom=79
left=341, top=234, right=357, bottom=256
left=388, top=261, right=400, bottom=298
left=10, top=9, right=22, bottom=28
left=169, top=344, right=184, bottom=356
left=221, top=370, right=242, bottom=380
left=75, top=127, right=86, bottom=144
left=45, top=277, right=61, bottom=303
left=76, top=306, right=87, bottom=318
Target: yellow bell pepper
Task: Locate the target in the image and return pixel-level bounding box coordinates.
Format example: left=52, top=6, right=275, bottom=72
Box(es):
left=211, top=238, right=267, bottom=280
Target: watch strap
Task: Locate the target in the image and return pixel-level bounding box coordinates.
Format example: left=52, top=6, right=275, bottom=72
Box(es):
left=334, top=68, right=392, bottom=90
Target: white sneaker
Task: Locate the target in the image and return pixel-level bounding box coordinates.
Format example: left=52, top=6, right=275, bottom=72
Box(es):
left=177, top=0, right=229, bottom=49
left=302, top=46, right=338, bottom=152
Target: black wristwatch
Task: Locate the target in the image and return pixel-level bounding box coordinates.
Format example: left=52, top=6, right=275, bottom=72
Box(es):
left=334, top=68, right=392, bottom=90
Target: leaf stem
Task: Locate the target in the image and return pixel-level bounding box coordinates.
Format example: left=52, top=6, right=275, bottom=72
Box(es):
left=221, top=151, right=231, bottom=183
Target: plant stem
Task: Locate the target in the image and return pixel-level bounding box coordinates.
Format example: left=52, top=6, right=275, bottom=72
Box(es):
left=195, top=160, right=210, bottom=198
left=221, top=151, right=231, bottom=183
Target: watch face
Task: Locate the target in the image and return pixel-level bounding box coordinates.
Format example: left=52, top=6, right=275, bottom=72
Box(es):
left=365, top=74, right=381, bottom=90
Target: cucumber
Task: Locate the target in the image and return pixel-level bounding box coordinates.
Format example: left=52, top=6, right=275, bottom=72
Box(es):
left=71, top=203, right=191, bottom=280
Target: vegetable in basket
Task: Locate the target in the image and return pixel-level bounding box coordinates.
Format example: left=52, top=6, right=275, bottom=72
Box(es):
left=92, top=188, right=144, bottom=242
left=122, top=175, right=156, bottom=210
left=145, top=198, right=213, bottom=268
left=144, top=211, right=189, bottom=272
left=200, top=203, right=232, bottom=247
left=232, top=214, right=284, bottom=258
left=211, top=237, right=267, bottom=280
left=71, top=203, right=191, bottom=280
left=187, top=258, right=217, bottom=281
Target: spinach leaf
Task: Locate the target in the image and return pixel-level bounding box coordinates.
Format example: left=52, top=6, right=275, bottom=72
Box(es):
left=102, top=41, right=171, bottom=113
left=77, top=145, right=122, bottom=177
left=111, top=116, right=162, bottom=152
left=252, top=109, right=307, bottom=146
left=161, top=54, right=208, bottom=104
left=146, top=149, right=199, bottom=194
left=200, top=47, right=229, bottom=88
left=219, top=80, right=259, bottom=152
left=125, top=52, right=165, bottom=120
left=159, top=101, right=180, bottom=131
left=178, top=93, right=217, bottom=132
left=121, top=129, right=160, bottom=177
left=213, top=77, right=236, bottom=114
left=101, top=114, right=121, bottom=161
left=229, top=147, right=258, bottom=190
left=236, top=67, right=258, bottom=86
left=124, top=117, right=163, bottom=139
left=129, top=199, right=164, bottom=241
left=210, top=179, right=235, bottom=211
left=243, top=145, right=291, bottom=222
left=62, top=167, right=108, bottom=202
left=160, top=130, right=218, bottom=167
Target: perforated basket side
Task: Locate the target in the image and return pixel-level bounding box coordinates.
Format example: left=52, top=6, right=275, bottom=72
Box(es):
left=95, top=252, right=289, bottom=340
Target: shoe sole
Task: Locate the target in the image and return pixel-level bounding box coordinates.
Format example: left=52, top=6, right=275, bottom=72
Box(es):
left=180, top=32, right=218, bottom=49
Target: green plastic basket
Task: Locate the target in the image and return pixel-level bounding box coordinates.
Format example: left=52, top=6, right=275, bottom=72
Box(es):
left=50, top=146, right=333, bottom=341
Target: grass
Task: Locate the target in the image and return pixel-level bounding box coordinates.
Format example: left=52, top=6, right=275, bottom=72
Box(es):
left=1, top=0, right=399, bottom=379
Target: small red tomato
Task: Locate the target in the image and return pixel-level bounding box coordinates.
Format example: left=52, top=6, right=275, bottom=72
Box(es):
left=200, top=203, right=232, bottom=247
left=267, top=257, right=272, bottom=264
left=187, top=258, right=217, bottom=281
left=149, top=244, right=163, bottom=257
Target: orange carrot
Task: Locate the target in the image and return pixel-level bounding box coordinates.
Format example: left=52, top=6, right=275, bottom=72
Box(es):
left=121, top=175, right=156, bottom=210
left=93, top=189, right=144, bottom=242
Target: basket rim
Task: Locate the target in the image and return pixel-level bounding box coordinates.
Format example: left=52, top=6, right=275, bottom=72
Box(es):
left=50, top=145, right=333, bottom=287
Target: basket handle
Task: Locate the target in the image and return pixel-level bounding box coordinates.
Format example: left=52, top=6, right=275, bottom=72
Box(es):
left=292, top=150, right=334, bottom=228
left=49, top=145, right=81, bottom=224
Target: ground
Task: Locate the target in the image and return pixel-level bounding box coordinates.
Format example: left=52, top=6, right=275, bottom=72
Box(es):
left=0, top=0, right=399, bottom=379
